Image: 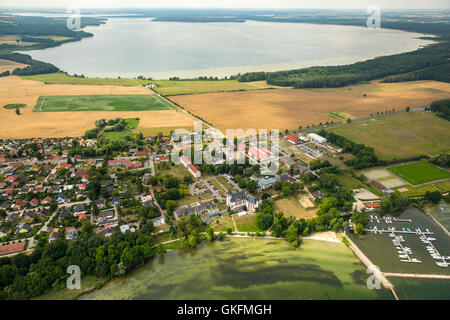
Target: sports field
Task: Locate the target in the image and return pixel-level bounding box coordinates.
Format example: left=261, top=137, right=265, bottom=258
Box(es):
left=388, top=161, right=450, bottom=185
left=33, top=94, right=172, bottom=112
left=328, top=111, right=450, bottom=160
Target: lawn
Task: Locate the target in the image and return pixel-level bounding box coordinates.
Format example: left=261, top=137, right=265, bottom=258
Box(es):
left=234, top=214, right=263, bottom=232
left=395, top=184, right=441, bottom=197
left=327, top=112, right=450, bottom=160
left=33, top=94, right=172, bottom=112
left=434, top=180, right=450, bottom=192
left=156, top=164, right=191, bottom=180
left=136, top=126, right=195, bottom=137
left=33, top=275, right=104, bottom=300
left=102, top=130, right=134, bottom=142
left=212, top=214, right=235, bottom=232
left=388, top=161, right=450, bottom=185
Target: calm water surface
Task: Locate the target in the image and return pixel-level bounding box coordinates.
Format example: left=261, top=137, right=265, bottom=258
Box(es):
left=22, top=18, right=434, bottom=79
left=80, top=238, right=392, bottom=300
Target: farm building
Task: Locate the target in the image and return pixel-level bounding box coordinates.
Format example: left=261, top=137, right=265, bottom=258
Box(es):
left=284, top=135, right=300, bottom=144
left=307, top=133, right=327, bottom=144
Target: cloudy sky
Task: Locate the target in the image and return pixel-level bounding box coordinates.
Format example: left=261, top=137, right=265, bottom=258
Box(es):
left=0, top=0, right=449, bottom=9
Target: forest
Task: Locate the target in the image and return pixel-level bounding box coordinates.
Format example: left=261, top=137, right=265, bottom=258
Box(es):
left=428, top=99, right=450, bottom=121
left=0, top=52, right=59, bottom=75
left=0, top=14, right=104, bottom=54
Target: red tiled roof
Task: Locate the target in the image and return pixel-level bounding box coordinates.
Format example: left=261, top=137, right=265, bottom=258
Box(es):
left=285, top=135, right=299, bottom=143
left=188, top=163, right=199, bottom=173
left=0, top=242, right=26, bottom=256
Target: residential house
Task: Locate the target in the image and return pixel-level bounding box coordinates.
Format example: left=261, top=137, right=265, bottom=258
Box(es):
left=65, top=227, right=79, bottom=240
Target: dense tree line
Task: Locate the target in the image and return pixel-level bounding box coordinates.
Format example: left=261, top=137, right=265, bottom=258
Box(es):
left=430, top=154, right=450, bottom=169
left=382, top=63, right=450, bottom=83
left=0, top=53, right=59, bottom=75
left=428, top=99, right=450, bottom=121
left=0, top=221, right=156, bottom=300
left=318, top=130, right=379, bottom=169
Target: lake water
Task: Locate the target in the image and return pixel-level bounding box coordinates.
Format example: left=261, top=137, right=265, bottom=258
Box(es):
left=79, top=238, right=392, bottom=300
left=22, top=18, right=434, bottom=79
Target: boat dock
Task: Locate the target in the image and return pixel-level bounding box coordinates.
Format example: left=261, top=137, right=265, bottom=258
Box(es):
left=367, top=227, right=434, bottom=235
left=343, top=233, right=399, bottom=300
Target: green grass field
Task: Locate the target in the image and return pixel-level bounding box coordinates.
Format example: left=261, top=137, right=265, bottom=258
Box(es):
left=136, top=126, right=194, bottom=137
left=327, top=112, right=450, bottom=160
left=33, top=94, right=172, bottom=112
left=21, top=73, right=278, bottom=95
left=388, top=161, right=450, bottom=185
left=22, top=73, right=149, bottom=86
left=234, top=214, right=263, bottom=233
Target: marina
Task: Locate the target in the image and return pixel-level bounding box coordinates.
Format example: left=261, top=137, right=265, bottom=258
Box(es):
left=350, top=208, right=450, bottom=275
left=365, top=211, right=449, bottom=268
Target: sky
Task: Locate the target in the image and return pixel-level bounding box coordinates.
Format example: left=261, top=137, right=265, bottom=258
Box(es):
left=0, top=0, right=449, bottom=10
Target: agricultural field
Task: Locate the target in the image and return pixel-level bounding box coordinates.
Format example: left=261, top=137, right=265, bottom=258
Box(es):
left=0, top=76, right=194, bottom=138
left=153, top=79, right=279, bottom=95
left=329, top=111, right=450, bottom=160
left=171, top=80, right=450, bottom=133
left=388, top=161, right=450, bottom=185
left=0, top=58, right=27, bottom=73
left=273, top=195, right=318, bottom=220
left=21, top=73, right=149, bottom=86
left=0, top=36, right=35, bottom=47
left=33, top=94, right=172, bottom=112
left=20, top=73, right=279, bottom=95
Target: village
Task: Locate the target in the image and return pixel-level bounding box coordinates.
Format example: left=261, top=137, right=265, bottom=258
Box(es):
left=0, top=128, right=353, bottom=257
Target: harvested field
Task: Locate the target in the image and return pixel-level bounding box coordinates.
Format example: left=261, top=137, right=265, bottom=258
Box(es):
left=0, top=59, right=27, bottom=73
left=0, top=76, right=193, bottom=139
left=153, top=80, right=279, bottom=95
left=273, top=196, right=318, bottom=220
left=170, top=80, right=450, bottom=133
